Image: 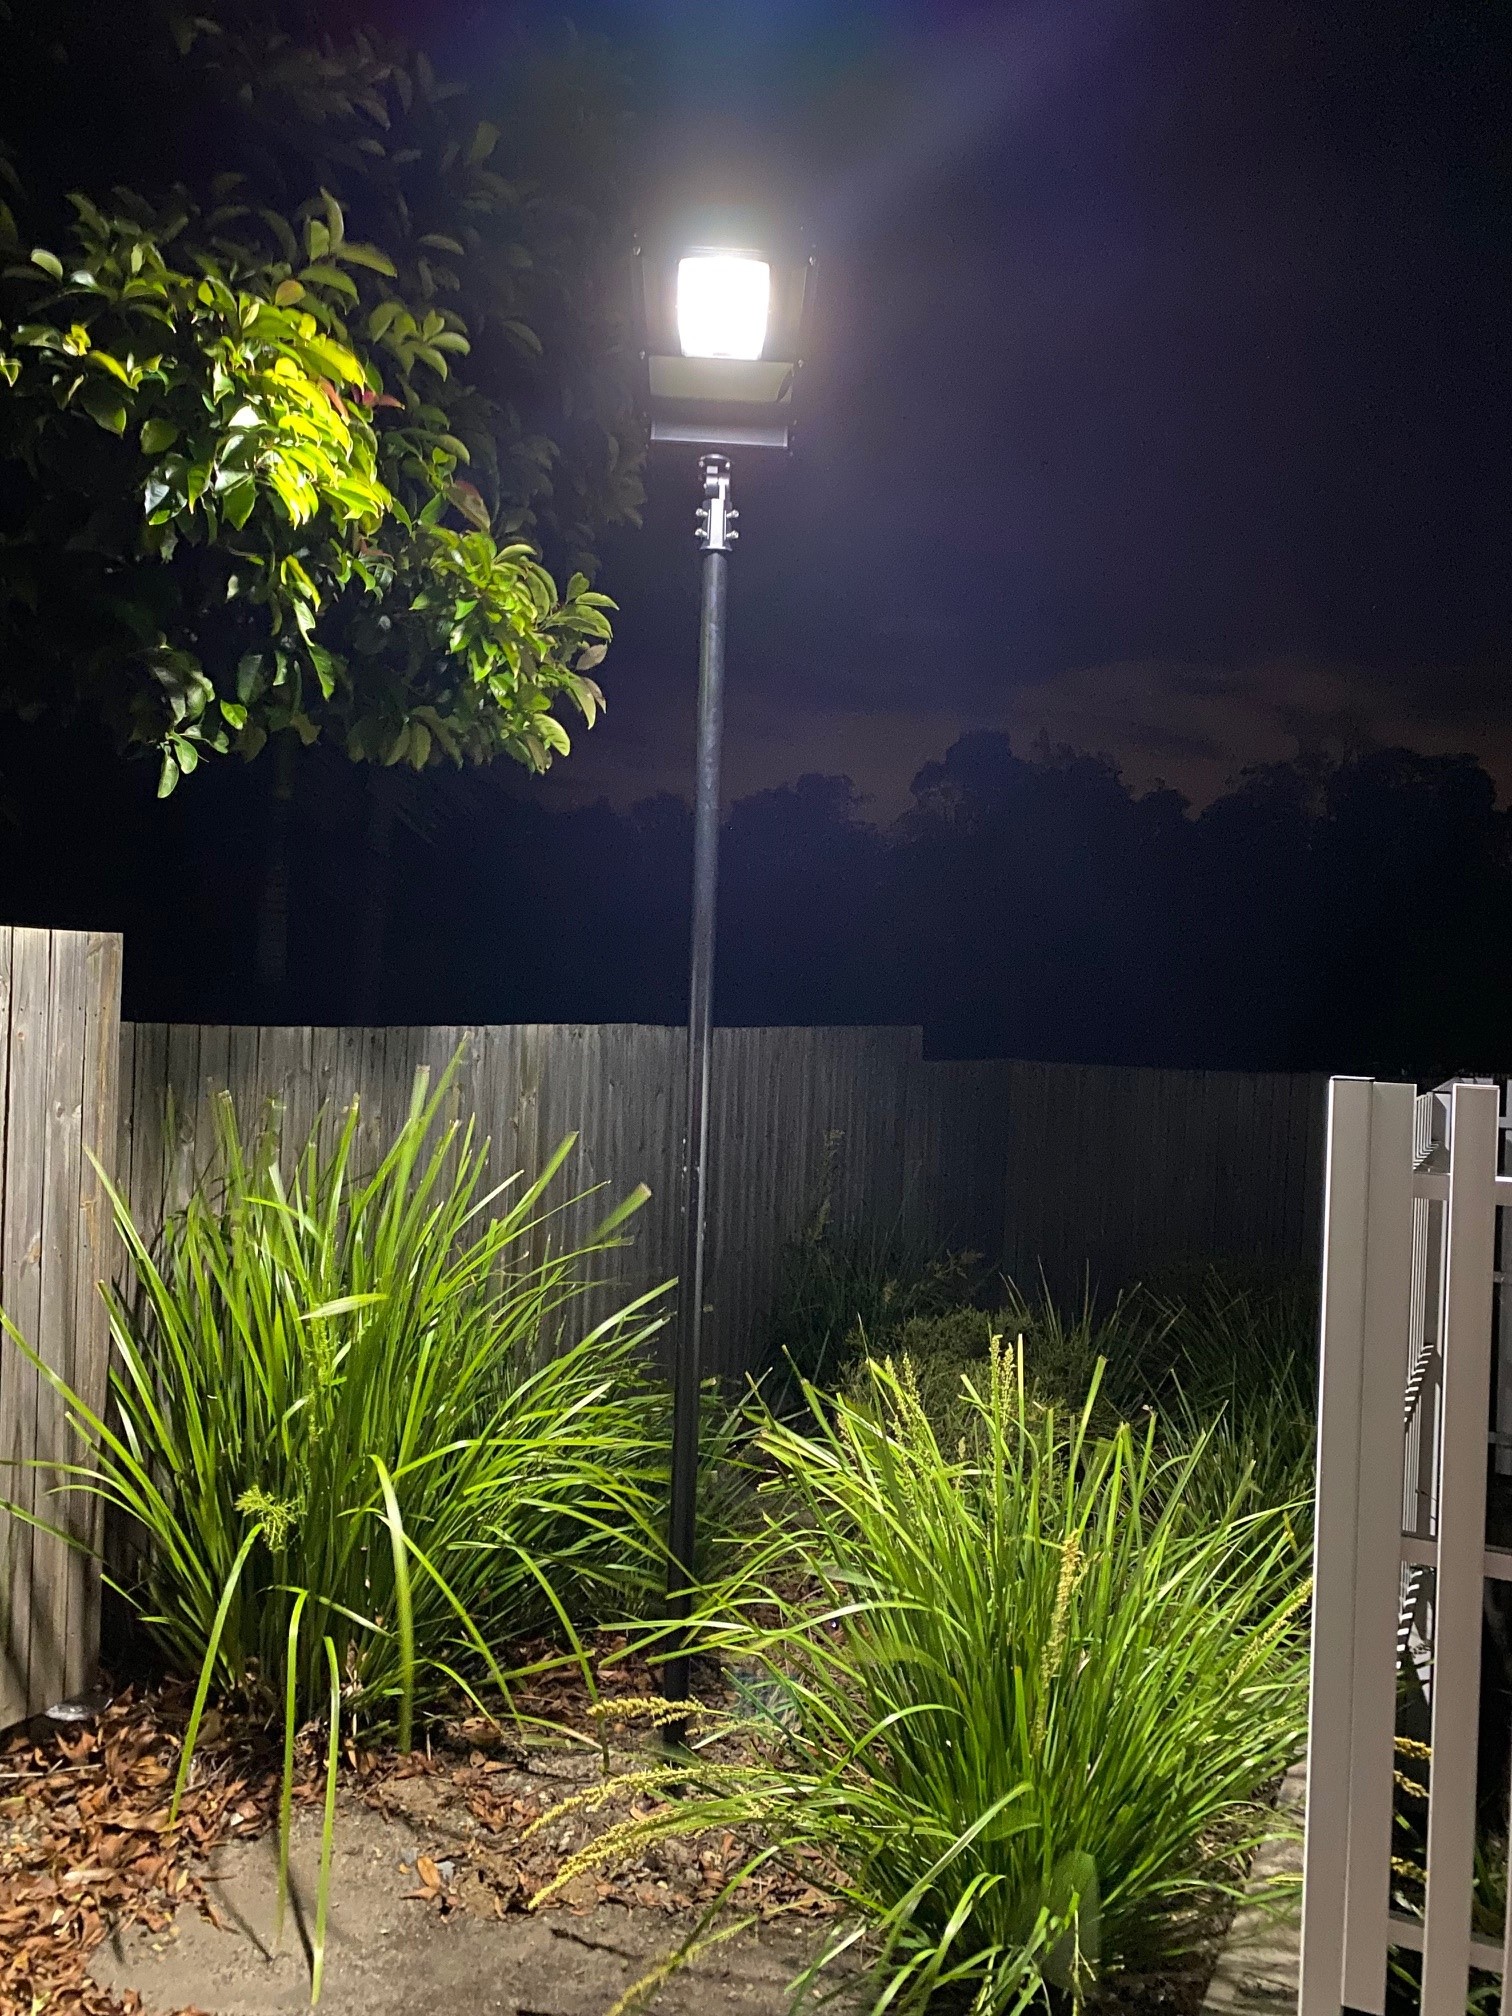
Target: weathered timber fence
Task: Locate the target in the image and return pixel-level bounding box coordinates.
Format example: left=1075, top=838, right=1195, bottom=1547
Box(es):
left=0, top=928, right=121, bottom=1727
left=0, top=1005, right=1327, bottom=1731
left=116, top=1024, right=1329, bottom=1380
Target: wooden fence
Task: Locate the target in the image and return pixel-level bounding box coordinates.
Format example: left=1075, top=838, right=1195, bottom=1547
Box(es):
left=0, top=928, right=121, bottom=1728
left=116, top=1024, right=1329, bottom=1379
left=0, top=1004, right=1329, bottom=1731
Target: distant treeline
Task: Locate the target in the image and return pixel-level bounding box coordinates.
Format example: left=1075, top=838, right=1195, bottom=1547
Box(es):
left=6, top=724, right=1510, bottom=1076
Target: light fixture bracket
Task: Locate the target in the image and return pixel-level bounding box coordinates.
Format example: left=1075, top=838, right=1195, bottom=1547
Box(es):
left=694, top=454, right=737, bottom=553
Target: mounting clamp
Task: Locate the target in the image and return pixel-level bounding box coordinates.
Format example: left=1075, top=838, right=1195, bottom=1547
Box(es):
left=694, top=454, right=738, bottom=553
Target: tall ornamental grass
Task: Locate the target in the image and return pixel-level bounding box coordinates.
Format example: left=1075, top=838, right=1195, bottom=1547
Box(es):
left=6, top=1065, right=671, bottom=1737
left=5, top=1065, right=672, bottom=2000
left=545, top=1344, right=1309, bottom=2014
left=843, top=1267, right=1318, bottom=1570
left=1151, top=1272, right=1317, bottom=1542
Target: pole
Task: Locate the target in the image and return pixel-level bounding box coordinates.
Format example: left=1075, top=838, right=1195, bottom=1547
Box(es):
left=663, top=452, right=737, bottom=1709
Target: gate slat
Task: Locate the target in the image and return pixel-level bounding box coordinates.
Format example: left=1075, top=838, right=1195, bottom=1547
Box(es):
left=1421, top=1081, right=1499, bottom=2016
left=1341, top=1081, right=1415, bottom=2016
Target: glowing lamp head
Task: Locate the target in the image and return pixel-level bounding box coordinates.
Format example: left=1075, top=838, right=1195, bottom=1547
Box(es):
left=676, top=253, right=771, bottom=360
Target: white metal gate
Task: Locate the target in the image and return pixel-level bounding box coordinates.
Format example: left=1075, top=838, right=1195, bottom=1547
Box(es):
left=1300, top=1077, right=1512, bottom=2016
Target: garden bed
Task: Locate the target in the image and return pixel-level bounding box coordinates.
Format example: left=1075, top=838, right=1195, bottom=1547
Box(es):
left=4, top=1672, right=1302, bottom=2016
left=0, top=1082, right=1314, bottom=2016
left=2, top=1671, right=846, bottom=2016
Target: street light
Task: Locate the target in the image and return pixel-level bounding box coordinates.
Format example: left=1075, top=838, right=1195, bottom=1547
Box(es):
left=634, top=218, right=816, bottom=1707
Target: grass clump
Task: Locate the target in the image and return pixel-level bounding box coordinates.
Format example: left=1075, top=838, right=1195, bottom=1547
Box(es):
left=5, top=1061, right=674, bottom=1999
left=562, top=1343, right=1310, bottom=2014
left=1148, top=1271, right=1316, bottom=1534
left=6, top=1066, right=671, bottom=1724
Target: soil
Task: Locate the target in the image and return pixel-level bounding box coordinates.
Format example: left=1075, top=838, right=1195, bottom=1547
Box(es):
left=87, top=1795, right=853, bottom=2016
left=2, top=1677, right=853, bottom=2016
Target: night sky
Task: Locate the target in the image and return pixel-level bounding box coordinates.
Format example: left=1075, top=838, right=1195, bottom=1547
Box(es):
left=518, top=0, right=1509, bottom=818
left=2, top=0, right=1509, bottom=1065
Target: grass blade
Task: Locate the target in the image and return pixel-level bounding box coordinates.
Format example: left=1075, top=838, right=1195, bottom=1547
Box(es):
left=170, top=1525, right=261, bottom=1823
left=277, top=1587, right=309, bottom=1950
left=311, top=1635, right=341, bottom=2007
left=372, top=1458, right=415, bottom=1753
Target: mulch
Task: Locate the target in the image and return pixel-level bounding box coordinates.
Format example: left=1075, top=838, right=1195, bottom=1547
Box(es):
left=0, top=1686, right=274, bottom=2016
left=0, top=1645, right=836, bottom=2016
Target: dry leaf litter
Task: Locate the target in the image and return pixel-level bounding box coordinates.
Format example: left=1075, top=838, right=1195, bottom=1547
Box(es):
left=0, top=1643, right=836, bottom=2016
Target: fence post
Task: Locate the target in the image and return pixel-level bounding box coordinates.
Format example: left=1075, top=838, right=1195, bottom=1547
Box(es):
left=0, top=928, right=122, bottom=1729
left=1301, top=1077, right=1416, bottom=2016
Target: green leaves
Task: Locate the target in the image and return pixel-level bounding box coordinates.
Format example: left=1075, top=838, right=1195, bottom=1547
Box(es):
left=445, top=478, right=490, bottom=530
left=466, top=120, right=499, bottom=165
left=365, top=298, right=401, bottom=341
left=337, top=242, right=398, bottom=276
left=221, top=475, right=256, bottom=528
left=0, top=17, right=637, bottom=789
left=77, top=380, right=128, bottom=432
left=499, top=316, right=542, bottom=356
left=298, top=261, right=357, bottom=298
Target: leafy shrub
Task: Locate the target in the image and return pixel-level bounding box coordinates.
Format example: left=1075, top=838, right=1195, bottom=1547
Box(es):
left=9, top=1066, right=670, bottom=1737
left=551, top=1348, right=1309, bottom=2014
left=848, top=1304, right=1002, bottom=1427
left=845, top=1268, right=1316, bottom=1555
left=765, top=1226, right=980, bottom=1388
left=857, top=1276, right=1172, bottom=1430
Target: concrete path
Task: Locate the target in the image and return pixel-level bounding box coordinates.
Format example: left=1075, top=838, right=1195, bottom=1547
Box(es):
left=1201, top=1763, right=1305, bottom=2016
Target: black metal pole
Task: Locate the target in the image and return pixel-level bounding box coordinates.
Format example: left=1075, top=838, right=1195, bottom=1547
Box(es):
left=664, top=453, right=736, bottom=1708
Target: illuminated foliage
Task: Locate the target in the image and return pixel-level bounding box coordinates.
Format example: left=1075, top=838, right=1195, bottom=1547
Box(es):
left=0, top=9, right=638, bottom=792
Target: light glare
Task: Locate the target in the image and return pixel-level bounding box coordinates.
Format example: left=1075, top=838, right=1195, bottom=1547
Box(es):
left=676, top=254, right=770, bottom=361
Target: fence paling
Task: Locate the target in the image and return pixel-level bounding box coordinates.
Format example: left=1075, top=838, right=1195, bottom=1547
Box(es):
left=1421, top=1085, right=1499, bottom=2016
left=1302, top=1078, right=1397, bottom=2016
left=1302, top=1076, right=1512, bottom=2016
